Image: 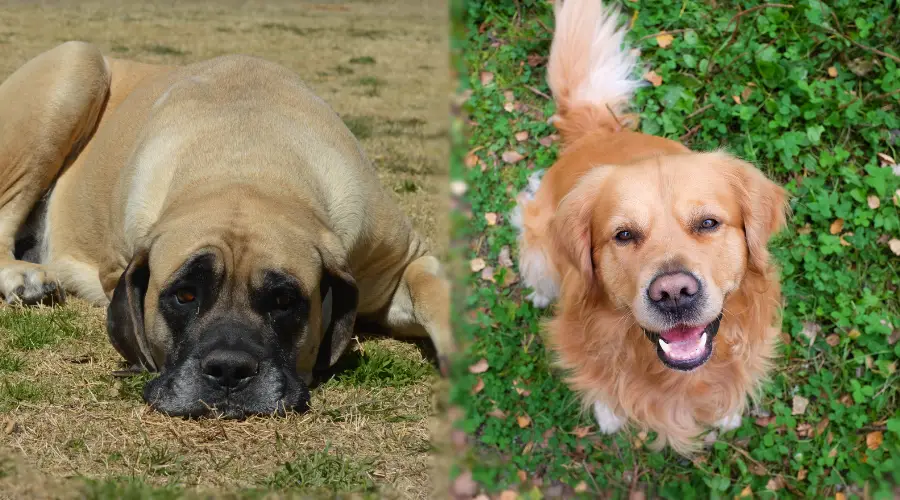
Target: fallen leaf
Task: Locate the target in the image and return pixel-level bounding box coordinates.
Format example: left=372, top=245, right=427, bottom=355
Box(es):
left=766, top=476, right=785, bottom=491
left=826, top=334, right=840, bottom=346
left=889, top=239, right=900, bottom=256
left=517, top=414, right=532, bottom=428
left=503, top=102, right=515, bottom=112
left=839, top=233, right=853, bottom=247
left=498, top=246, right=514, bottom=268
left=471, top=377, right=485, bottom=395
left=538, top=135, right=556, bottom=147
left=485, top=212, right=498, bottom=226
left=816, top=417, right=830, bottom=436
left=792, top=395, right=810, bottom=416
left=480, top=266, right=495, bottom=282
left=848, top=329, right=861, bottom=340
left=502, top=270, right=519, bottom=287
left=732, top=95, right=741, bottom=105
left=655, top=33, right=674, bottom=47
left=480, top=71, right=494, bottom=86
left=828, top=447, right=837, bottom=458
left=827, top=66, right=838, bottom=77
left=801, top=322, right=821, bottom=346
left=572, top=425, right=593, bottom=438
left=488, top=408, right=507, bottom=418
left=830, top=218, right=844, bottom=234
left=797, top=423, right=813, bottom=438
left=741, top=86, right=754, bottom=102
left=451, top=470, right=478, bottom=497
left=517, top=470, right=527, bottom=482
left=515, top=131, right=530, bottom=142
left=866, top=431, right=884, bottom=450
left=512, top=380, right=531, bottom=396
left=798, top=468, right=808, bottom=481
left=469, top=258, right=485, bottom=272
left=878, top=152, right=896, bottom=165
left=868, top=195, right=881, bottom=209
left=798, top=224, right=812, bottom=235
left=468, top=358, right=489, bottom=374
left=643, top=70, right=663, bottom=87
left=522, top=441, right=534, bottom=454
left=738, top=485, right=753, bottom=498
left=4, top=420, right=17, bottom=435
left=527, top=53, right=547, bottom=67
left=755, top=415, right=776, bottom=427
left=835, top=493, right=846, bottom=500
left=750, top=463, right=768, bottom=476
left=465, top=153, right=479, bottom=168
left=574, top=481, right=588, bottom=493
left=502, top=150, right=525, bottom=164
left=500, top=490, right=518, bottom=500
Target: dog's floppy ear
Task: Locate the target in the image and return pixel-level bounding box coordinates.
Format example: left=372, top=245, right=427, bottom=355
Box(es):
left=548, top=167, right=610, bottom=296
left=314, top=233, right=359, bottom=370
left=107, top=245, right=158, bottom=372
left=719, top=153, right=789, bottom=274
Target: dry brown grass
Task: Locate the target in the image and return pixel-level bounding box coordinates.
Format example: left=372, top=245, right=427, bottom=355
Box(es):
left=0, top=1, right=448, bottom=498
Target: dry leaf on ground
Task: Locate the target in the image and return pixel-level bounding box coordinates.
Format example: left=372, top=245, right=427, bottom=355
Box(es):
left=866, top=431, right=883, bottom=450
left=480, top=71, right=494, bottom=86
left=792, top=395, right=810, bottom=416
left=830, top=218, right=844, bottom=234
left=643, top=70, right=663, bottom=87
left=468, top=358, right=489, bottom=374
left=469, top=258, right=486, bottom=272
left=502, top=150, right=525, bottom=164
left=655, top=33, right=674, bottom=47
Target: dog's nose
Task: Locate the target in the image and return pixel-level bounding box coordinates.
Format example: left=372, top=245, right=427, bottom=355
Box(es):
left=648, top=272, right=700, bottom=311
left=201, top=349, right=260, bottom=389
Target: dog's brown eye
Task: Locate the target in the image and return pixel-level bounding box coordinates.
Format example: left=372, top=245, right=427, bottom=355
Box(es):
left=175, top=288, right=196, bottom=304
left=615, top=230, right=634, bottom=243
left=699, top=219, right=719, bottom=230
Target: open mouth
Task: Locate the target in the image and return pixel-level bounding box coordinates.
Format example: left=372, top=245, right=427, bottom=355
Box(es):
left=644, top=315, right=722, bottom=371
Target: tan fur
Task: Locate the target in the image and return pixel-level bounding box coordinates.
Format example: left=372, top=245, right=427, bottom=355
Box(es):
left=0, top=41, right=453, bottom=378
left=518, top=0, right=788, bottom=454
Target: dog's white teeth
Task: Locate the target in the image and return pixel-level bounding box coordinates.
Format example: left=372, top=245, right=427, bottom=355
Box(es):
left=699, top=332, right=707, bottom=346
left=658, top=338, right=671, bottom=353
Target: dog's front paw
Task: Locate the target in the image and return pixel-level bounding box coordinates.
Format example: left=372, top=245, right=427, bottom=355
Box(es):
left=526, top=291, right=554, bottom=309
left=0, top=263, right=65, bottom=305
left=715, top=412, right=742, bottom=432
left=593, top=401, right=626, bottom=434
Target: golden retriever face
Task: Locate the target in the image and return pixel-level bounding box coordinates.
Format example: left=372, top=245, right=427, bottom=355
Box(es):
left=551, top=152, right=787, bottom=372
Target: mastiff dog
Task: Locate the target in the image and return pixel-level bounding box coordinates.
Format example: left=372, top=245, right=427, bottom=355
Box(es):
left=0, top=41, right=452, bottom=418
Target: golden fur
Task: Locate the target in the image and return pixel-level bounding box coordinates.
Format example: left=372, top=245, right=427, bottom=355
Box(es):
left=515, top=0, right=789, bottom=454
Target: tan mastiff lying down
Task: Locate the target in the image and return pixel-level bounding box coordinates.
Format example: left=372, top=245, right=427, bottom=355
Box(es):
left=0, top=42, right=451, bottom=418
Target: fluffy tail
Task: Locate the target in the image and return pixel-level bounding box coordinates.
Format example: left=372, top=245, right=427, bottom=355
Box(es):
left=547, top=0, right=642, bottom=145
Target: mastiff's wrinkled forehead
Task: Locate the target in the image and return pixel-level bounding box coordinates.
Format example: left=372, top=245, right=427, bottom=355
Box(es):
left=106, top=194, right=358, bottom=418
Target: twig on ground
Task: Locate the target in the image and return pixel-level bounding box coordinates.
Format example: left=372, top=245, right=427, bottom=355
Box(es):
left=686, top=103, right=714, bottom=120
left=820, top=26, right=900, bottom=63
left=526, top=85, right=551, bottom=100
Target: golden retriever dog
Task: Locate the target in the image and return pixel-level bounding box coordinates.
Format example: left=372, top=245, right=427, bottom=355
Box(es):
left=511, top=0, right=788, bottom=454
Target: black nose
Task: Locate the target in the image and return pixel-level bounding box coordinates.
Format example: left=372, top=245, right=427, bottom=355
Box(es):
left=647, top=271, right=700, bottom=312
left=200, top=349, right=260, bottom=389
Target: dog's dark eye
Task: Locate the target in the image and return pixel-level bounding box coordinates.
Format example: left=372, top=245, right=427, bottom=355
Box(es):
left=272, top=291, right=297, bottom=310
left=699, top=219, right=719, bottom=231
left=615, top=230, right=634, bottom=243
left=174, top=287, right=197, bottom=305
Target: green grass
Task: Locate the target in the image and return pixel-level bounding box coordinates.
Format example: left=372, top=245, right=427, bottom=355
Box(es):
left=451, top=0, right=900, bottom=498
left=265, top=444, right=377, bottom=495
left=331, top=342, right=433, bottom=388
left=0, top=306, right=85, bottom=350
left=350, top=56, right=376, bottom=65
left=0, top=350, right=25, bottom=372
left=0, top=380, right=49, bottom=411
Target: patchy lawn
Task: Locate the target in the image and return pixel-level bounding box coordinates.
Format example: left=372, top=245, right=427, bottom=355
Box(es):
left=451, top=0, right=899, bottom=498
left=0, top=1, right=448, bottom=498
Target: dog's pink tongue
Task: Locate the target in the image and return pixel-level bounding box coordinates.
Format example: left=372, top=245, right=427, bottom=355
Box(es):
left=659, top=325, right=705, bottom=343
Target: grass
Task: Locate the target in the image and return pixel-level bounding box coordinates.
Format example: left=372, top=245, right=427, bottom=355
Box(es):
left=0, top=0, right=448, bottom=498
left=451, top=0, right=900, bottom=498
